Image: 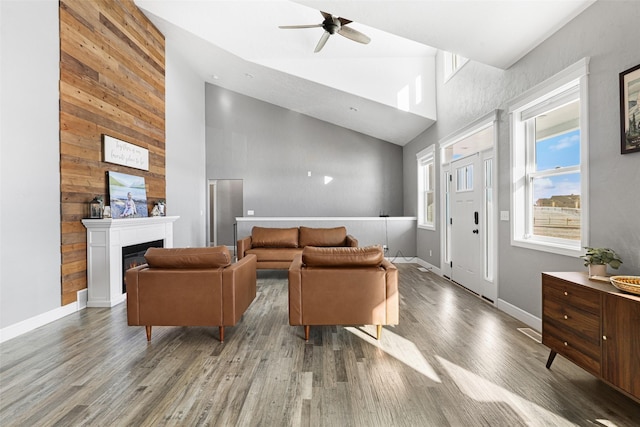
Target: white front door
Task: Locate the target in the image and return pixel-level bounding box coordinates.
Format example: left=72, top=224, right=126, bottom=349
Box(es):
left=450, top=153, right=483, bottom=295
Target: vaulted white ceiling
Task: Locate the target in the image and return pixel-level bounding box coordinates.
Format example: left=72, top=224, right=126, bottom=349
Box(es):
left=135, top=0, right=595, bottom=145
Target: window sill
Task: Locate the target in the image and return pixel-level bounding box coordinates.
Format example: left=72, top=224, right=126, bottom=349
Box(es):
left=418, top=224, right=436, bottom=231
left=511, top=237, right=582, bottom=258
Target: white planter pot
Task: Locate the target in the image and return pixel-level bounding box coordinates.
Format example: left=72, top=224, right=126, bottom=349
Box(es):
left=588, top=264, right=607, bottom=277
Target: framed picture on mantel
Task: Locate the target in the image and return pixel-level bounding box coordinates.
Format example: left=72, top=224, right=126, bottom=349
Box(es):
left=620, top=63, right=640, bottom=154
left=107, top=171, right=148, bottom=218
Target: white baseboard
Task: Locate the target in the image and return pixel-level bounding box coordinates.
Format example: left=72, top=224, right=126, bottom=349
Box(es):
left=497, top=298, right=542, bottom=331
left=386, top=255, right=418, bottom=264
left=77, top=288, right=88, bottom=310
left=0, top=290, right=86, bottom=343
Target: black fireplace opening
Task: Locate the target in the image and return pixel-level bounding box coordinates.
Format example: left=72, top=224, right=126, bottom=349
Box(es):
left=122, top=239, right=163, bottom=293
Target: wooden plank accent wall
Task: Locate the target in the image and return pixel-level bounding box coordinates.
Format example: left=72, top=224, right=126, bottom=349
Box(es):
left=59, top=0, right=165, bottom=305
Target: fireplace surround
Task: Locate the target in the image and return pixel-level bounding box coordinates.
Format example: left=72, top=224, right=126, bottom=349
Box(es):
left=82, top=216, right=179, bottom=307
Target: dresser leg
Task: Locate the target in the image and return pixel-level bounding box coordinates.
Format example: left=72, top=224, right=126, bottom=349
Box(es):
left=546, top=350, right=557, bottom=369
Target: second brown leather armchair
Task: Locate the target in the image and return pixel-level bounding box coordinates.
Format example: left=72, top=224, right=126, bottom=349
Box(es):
left=126, top=246, right=257, bottom=343
left=288, top=245, right=399, bottom=341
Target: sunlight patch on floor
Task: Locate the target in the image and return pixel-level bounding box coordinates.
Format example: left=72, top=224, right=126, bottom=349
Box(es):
left=345, top=326, right=441, bottom=383
left=437, top=356, right=577, bottom=426
left=595, top=419, right=619, bottom=427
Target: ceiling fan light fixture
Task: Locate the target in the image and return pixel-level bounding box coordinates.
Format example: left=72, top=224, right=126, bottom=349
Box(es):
left=279, top=10, right=370, bottom=53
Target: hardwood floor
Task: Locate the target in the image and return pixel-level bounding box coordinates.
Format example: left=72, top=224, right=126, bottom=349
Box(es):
left=1, top=264, right=639, bottom=426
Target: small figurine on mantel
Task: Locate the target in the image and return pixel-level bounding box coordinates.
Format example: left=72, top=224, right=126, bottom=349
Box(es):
left=152, top=199, right=166, bottom=217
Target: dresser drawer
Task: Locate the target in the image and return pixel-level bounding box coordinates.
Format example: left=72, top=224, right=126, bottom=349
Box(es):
left=543, top=276, right=601, bottom=315
left=543, top=324, right=601, bottom=376
left=542, top=322, right=601, bottom=376
left=543, top=297, right=600, bottom=341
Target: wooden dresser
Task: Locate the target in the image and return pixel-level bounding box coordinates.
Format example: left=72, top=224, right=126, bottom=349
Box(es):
left=542, top=272, right=640, bottom=402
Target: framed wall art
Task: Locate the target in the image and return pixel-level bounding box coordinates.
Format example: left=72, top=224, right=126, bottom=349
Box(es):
left=620, top=63, right=640, bottom=154
left=107, top=171, right=148, bottom=218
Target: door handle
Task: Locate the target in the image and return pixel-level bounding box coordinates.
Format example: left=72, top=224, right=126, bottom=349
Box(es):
left=473, top=229, right=479, bottom=234
left=474, top=211, right=479, bottom=225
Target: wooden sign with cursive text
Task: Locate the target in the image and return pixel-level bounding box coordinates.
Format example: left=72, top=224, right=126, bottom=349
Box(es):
left=102, top=135, right=149, bottom=171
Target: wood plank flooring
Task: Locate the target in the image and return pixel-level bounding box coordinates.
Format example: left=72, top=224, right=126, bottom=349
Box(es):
left=2, top=264, right=639, bottom=426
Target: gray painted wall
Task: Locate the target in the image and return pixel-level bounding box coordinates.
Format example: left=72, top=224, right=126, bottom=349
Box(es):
left=165, top=41, right=207, bottom=249
left=404, top=0, right=640, bottom=320
left=1, top=0, right=61, bottom=328
left=205, top=84, right=404, bottom=218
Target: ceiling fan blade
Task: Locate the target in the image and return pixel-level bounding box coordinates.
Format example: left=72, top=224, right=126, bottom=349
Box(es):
left=320, top=11, right=332, bottom=21
left=338, top=25, right=371, bottom=45
left=338, top=17, right=352, bottom=26
left=314, top=31, right=331, bottom=53
left=279, top=24, right=322, bottom=29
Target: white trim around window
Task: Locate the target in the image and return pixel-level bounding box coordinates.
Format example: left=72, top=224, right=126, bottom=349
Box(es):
left=508, top=58, right=590, bottom=257
left=417, top=145, right=436, bottom=230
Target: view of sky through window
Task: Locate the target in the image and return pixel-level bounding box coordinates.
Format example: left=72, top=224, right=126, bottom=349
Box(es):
left=533, top=129, right=581, bottom=201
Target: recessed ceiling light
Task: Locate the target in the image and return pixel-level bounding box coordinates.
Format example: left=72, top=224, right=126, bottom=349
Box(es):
left=211, top=74, right=219, bottom=80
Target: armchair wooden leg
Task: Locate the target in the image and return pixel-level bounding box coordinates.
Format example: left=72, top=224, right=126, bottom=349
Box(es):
left=304, top=325, right=310, bottom=341
left=145, top=326, right=152, bottom=341
left=219, top=326, right=225, bottom=343
left=376, top=325, right=382, bottom=340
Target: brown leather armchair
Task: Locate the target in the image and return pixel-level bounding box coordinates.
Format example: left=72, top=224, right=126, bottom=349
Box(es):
left=288, top=245, right=399, bottom=341
left=126, top=246, right=257, bottom=343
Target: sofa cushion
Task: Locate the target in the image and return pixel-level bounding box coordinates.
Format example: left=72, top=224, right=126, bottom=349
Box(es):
left=144, top=246, right=231, bottom=269
left=246, top=247, right=303, bottom=262
left=299, top=226, right=347, bottom=247
left=302, top=245, right=384, bottom=267
left=251, top=227, right=299, bottom=248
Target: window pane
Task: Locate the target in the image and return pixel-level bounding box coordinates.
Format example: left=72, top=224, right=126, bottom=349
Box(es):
left=532, top=173, right=581, bottom=241
left=427, top=192, right=434, bottom=223
left=534, top=100, right=580, bottom=172
left=484, top=159, right=494, bottom=280
left=535, top=129, right=580, bottom=172
left=428, top=163, right=434, bottom=191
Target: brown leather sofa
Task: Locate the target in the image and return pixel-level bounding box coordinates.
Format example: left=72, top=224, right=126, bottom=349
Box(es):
left=237, top=226, right=358, bottom=269
left=288, top=245, right=399, bottom=341
left=125, top=246, right=257, bottom=343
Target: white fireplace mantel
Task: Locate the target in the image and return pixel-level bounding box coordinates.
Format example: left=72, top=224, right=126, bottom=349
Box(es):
left=82, top=216, right=179, bottom=307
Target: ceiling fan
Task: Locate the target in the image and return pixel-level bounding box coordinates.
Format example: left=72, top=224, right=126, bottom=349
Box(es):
left=279, top=11, right=371, bottom=53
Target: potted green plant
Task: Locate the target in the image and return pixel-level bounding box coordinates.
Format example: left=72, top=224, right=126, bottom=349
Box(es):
left=580, top=247, right=623, bottom=277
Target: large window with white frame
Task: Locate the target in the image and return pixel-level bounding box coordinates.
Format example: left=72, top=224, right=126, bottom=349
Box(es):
left=509, top=59, right=589, bottom=256
left=417, top=145, right=435, bottom=230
